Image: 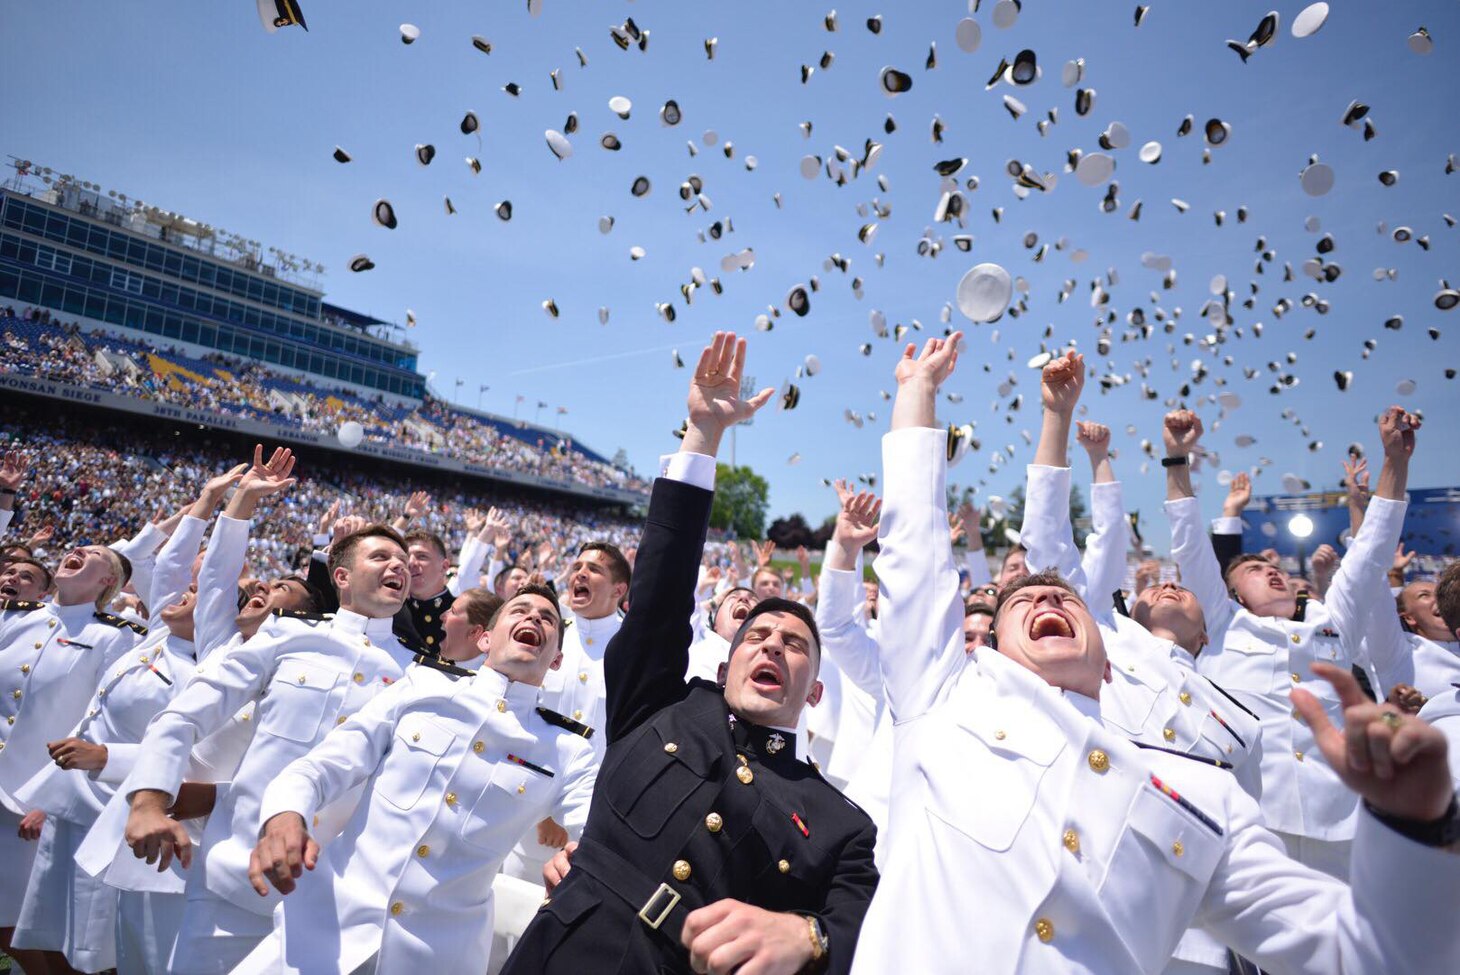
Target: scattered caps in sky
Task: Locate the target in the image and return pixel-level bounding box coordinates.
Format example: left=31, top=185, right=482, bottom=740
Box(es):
left=245, top=2, right=1455, bottom=503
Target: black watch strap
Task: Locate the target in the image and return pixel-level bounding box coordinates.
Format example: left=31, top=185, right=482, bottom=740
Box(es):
left=1160, top=455, right=1189, bottom=468
left=1365, top=795, right=1460, bottom=848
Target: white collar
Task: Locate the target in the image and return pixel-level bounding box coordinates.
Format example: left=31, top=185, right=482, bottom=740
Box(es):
left=332, top=608, right=396, bottom=641
left=476, top=664, right=543, bottom=712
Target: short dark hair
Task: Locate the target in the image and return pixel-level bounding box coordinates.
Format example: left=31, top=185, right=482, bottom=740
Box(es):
left=576, top=541, right=631, bottom=586
left=488, top=582, right=564, bottom=649
left=3, top=557, right=52, bottom=591
left=457, top=586, right=503, bottom=628
left=328, top=525, right=407, bottom=582
left=281, top=575, right=326, bottom=613
left=1001, top=545, right=1027, bottom=568
left=493, top=562, right=527, bottom=590
left=2, top=544, right=34, bottom=562
left=965, top=603, right=994, bottom=620
left=402, top=530, right=448, bottom=561
left=993, top=569, right=1080, bottom=620
left=1436, top=562, right=1460, bottom=636
left=730, top=597, right=822, bottom=663
left=1223, top=553, right=1274, bottom=589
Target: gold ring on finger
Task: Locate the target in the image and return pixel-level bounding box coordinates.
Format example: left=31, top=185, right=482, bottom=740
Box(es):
left=1380, top=710, right=1402, bottom=731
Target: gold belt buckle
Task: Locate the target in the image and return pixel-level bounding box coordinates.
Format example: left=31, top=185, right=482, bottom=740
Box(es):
left=637, top=882, right=681, bottom=930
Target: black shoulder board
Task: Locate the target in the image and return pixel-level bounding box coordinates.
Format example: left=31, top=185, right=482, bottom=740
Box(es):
left=412, top=653, right=474, bottom=678
left=271, top=608, right=329, bottom=622
left=0, top=599, right=45, bottom=613
left=1202, top=676, right=1259, bottom=720
left=94, top=612, right=148, bottom=636
left=1132, top=740, right=1234, bottom=770
left=535, top=706, right=595, bottom=740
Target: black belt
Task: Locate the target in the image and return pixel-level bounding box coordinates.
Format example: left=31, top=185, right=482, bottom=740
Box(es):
left=569, top=839, right=705, bottom=946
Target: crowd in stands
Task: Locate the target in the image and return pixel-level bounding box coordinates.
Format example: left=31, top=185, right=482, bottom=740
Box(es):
left=0, top=306, right=648, bottom=494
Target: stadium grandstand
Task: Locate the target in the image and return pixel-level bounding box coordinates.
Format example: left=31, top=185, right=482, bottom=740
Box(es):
left=0, top=159, right=648, bottom=524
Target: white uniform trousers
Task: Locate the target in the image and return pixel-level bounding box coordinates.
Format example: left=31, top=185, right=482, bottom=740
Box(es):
left=0, top=808, right=39, bottom=926
left=12, top=816, right=118, bottom=972
left=1274, top=831, right=1352, bottom=882
left=171, top=886, right=274, bottom=975
left=117, top=890, right=186, bottom=975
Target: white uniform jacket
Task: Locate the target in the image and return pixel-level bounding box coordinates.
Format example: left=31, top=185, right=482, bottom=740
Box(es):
left=0, top=599, right=143, bottom=811
left=850, top=426, right=1460, bottom=975
left=537, top=609, right=622, bottom=748
left=15, top=630, right=197, bottom=825
left=1171, top=492, right=1405, bottom=841
left=195, top=514, right=252, bottom=661
left=1354, top=586, right=1460, bottom=700
left=93, top=609, right=414, bottom=915
left=685, top=629, right=730, bottom=684
left=1419, top=687, right=1460, bottom=791
left=254, top=663, right=597, bottom=974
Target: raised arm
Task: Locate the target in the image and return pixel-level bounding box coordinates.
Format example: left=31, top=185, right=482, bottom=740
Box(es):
left=1161, top=410, right=1235, bottom=635
left=0, top=448, right=29, bottom=538
left=151, top=461, right=247, bottom=621
left=876, top=334, right=966, bottom=721
left=1078, top=422, right=1131, bottom=624
left=1019, top=352, right=1086, bottom=589
left=955, top=500, right=993, bottom=587
left=1325, top=407, right=1418, bottom=691
left=815, top=481, right=885, bottom=700
left=604, top=332, right=772, bottom=742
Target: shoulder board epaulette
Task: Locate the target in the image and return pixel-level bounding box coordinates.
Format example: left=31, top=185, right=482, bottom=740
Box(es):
left=411, top=653, right=474, bottom=678
left=94, top=612, right=148, bottom=636
left=535, top=706, right=595, bottom=740
left=271, top=608, right=329, bottom=623
left=1132, top=739, right=1234, bottom=770
left=1202, top=676, right=1259, bottom=720
left=0, top=599, right=45, bottom=613
left=1292, top=593, right=1309, bottom=622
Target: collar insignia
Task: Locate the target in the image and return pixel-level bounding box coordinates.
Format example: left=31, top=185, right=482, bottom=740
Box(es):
left=766, top=732, right=787, bottom=755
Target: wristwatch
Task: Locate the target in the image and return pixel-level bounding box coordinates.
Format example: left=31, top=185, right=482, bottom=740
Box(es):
left=1160, top=456, right=1188, bottom=468
left=804, top=915, right=830, bottom=964
left=1365, top=795, right=1460, bottom=849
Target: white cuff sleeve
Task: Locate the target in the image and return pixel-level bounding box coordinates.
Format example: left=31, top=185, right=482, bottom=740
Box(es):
left=94, top=743, right=141, bottom=785
left=657, top=452, right=717, bottom=492
left=1210, top=516, right=1243, bottom=536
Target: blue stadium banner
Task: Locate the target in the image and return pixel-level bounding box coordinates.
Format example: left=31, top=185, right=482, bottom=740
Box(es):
left=1241, top=489, right=1460, bottom=561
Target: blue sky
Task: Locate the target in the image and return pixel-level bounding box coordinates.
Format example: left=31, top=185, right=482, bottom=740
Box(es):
left=4, top=1, right=1458, bottom=548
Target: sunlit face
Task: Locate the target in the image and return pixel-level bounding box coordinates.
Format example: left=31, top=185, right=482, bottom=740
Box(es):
left=1400, top=582, right=1452, bottom=643
left=480, top=594, right=562, bottom=685
left=999, top=550, right=1029, bottom=587
left=336, top=537, right=409, bottom=618
left=440, top=594, right=486, bottom=662
left=237, top=577, right=316, bottom=636
left=713, top=588, right=760, bottom=641
left=963, top=611, right=991, bottom=655
left=0, top=562, right=49, bottom=601
left=159, top=587, right=198, bottom=641
left=564, top=550, right=627, bottom=619
left=751, top=568, right=783, bottom=599
left=862, top=580, right=879, bottom=619
left=1228, top=559, right=1296, bottom=620
left=52, top=546, right=119, bottom=601
left=723, top=611, right=822, bottom=729
left=495, top=566, right=530, bottom=600
left=1130, top=582, right=1208, bottom=656
left=992, top=585, right=1109, bottom=699
left=406, top=542, right=449, bottom=600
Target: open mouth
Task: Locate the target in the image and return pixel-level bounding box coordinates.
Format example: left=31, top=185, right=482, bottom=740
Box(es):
left=512, top=622, right=543, bottom=648
left=750, top=661, right=784, bottom=690
left=571, top=582, right=591, bottom=602
left=381, top=576, right=405, bottom=594
left=731, top=602, right=751, bottom=621
left=61, top=553, right=85, bottom=572
left=0, top=583, right=19, bottom=598
left=246, top=593, right=268, bottom=611
left=1028, top=609, right=1075, bottom=640
left=1267, top=576, right=1288, bottom=592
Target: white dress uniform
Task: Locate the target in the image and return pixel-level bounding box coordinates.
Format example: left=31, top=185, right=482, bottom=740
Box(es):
left=1353, top=580, right=1460, bottom=699
left=86, top=608, right=415, bottom=974
left=12, top=629, right=197, bottom=971
left=1019, top=466, right=1266, bottom=975
left=503, top=610, right=618, bottom=881
left=239, top=661, right=597, bottom=975
left=684, top=628, right=730, bottom=684
left=0, top=598, right=143, bottom=923
left=1171, top=492, right=1406, bottom=872
left=852, top=426, right=1460, bottom=975
left=1419, top=686, right=1460, bottom=790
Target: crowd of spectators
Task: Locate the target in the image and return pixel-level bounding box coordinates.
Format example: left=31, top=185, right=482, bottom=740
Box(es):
left=0, top=403, right=642, bottom=580
left=0, top=306, right=648, bottom=494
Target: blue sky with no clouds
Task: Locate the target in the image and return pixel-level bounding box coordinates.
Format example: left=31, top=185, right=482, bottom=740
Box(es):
left=4, top=1, right=1458, bottom=548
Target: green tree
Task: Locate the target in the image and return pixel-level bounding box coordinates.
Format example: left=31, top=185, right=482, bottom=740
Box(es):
left=712, top=463, right=770, bottom=538
left=985, top=483, right=1089, bottom=548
